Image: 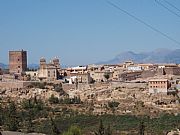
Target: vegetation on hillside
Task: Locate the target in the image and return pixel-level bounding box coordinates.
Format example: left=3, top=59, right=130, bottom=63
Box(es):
left=0, top=97, right=180, bottom=135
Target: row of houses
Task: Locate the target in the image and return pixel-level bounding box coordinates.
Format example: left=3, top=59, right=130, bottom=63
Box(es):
left=23, top=60, right=180, bottom=83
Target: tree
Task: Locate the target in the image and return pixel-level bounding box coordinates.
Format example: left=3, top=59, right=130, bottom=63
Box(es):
left=104, top=72, right=110, bottom=81
left=54, top=83, right=63, bottom=92
left=95, top=120, right=112, bottom=135
left=26, top=110, right=33, bottom=133
left=95, top=120, right=105, bottom=135
left=0, top=104, right=4, bottom=126
left=108, top=101, right=119, bottom=113
left=48, top=94, right=59, bottom=104
left=105, top=124, right=112, bottom=135
left=63, top=125, right=82, bottom=135
left=31, top=82, right=45, bottom=89
left=5, top=102, right=19, bottom=131
left=139, top=121, right=145, bottom=135
left=108, top=101, right=119, bottom=108
left=50, top=117, right=61, bottom=135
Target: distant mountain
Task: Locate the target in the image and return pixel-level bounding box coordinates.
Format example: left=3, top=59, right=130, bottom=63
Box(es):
left=28, top=64, right=39, bottom=69
left=97, top=48, right=180, bottom=64
left=0, top=63, right=8, bottom=69
left=0, top=63, right=39, bottom=69
left=0, top=63, right=68, bottom=70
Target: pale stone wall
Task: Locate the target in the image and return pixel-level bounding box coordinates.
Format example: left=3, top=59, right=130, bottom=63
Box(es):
left=111, top=82, right=147, bottom=89
left=0, top=81, right=32, bottom=89
left=62, top=84, right=76, bottom=91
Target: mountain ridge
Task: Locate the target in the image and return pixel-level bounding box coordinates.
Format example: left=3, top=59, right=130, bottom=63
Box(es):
left=97, top=48, right=180, bottom=64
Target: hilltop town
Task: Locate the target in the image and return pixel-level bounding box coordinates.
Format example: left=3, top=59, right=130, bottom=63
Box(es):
left=0, top=50, right=180, bottom=135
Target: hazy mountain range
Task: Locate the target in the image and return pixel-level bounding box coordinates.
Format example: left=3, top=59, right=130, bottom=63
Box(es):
left=97, top=48, right=180, bottom=64
left=0, top=63, right=8, bottom=69
left=0, top=63, right=68, bottom=69
left=0, top=63, right=39, bottom=69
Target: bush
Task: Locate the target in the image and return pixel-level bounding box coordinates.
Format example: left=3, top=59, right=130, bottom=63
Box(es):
left=108, top=101, right=119, bottom=108
left=49, top=94, right=59, bottom=104
left=63, top=125, right=82, bottom=135
left=31, top=82, right=46, bottom=89
left=59, top=97, right=82, bottom=104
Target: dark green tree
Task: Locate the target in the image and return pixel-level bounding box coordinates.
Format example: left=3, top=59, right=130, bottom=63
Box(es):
left=0, top=104, right=3, bottom=126
left=5, top=102, right=19, bottom=131
left=108, top=101, right=119, bottom=108
left=95, top=120, right=105, bottom=135
left=105, top=124, right=112, bottom=135
left=50, top=117, right=61, bottom=135
left=48, top=94, right=59, bottom=104
left=26, top=109, right=34, bottom=133
left=139, top=121, right=145, bottom=135
left=95, top=120, right=112, bottom=135
left=104, top=72, right=110, bottom=81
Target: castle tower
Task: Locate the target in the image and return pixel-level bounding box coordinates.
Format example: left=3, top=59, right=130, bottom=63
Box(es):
left=53, top=57, right=60, bottom=68
left=9, top=50, right=27, bottom=74
left=40, top=57, right=46, bottom=69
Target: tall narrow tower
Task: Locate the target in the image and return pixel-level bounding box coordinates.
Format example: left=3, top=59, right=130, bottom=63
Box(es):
left=9, top=50, right=27, bottom=74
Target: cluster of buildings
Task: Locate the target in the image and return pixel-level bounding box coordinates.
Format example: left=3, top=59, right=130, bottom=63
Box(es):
left=0, top=50, right=180, bottom=95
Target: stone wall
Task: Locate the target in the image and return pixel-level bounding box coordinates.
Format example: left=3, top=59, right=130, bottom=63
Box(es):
left=141, top=70, right=156, bottom=78
left=62, top=84, right=76, bottom=91
left=111, top=82, right=147, bottom=89
left=0, top=81, right=31, bottom=89
left=164, top=67, right=180, bottom=75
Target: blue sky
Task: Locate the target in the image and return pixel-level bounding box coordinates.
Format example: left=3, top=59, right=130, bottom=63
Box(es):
left=0, top=0, right=180, bottom=65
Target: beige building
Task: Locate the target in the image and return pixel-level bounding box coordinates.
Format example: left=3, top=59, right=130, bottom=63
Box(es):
left=38, top=58, right=60, bottom=81
left=25, top=71, right=38, bottom=81
left=66, top=66, right=87, bottom=76
left=90, top=71, right=113, bottom=82
left=138, top=63, right=157, bottom=70
left=148, top=79, right=170, bottom=93
left=112, top=68, right=124, bottom=80
left=158, top=64, right=180, bottom=75
left=69, top=72, right=92, bottom=84
left=123, top=61, right=134, bottom=68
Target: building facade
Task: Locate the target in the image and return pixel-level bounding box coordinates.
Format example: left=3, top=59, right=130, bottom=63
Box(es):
left=148, top=79, right=170, bottom=93
left=69, top=72, right=92, bottom=84
left=38, top=57, right=60, bottom=81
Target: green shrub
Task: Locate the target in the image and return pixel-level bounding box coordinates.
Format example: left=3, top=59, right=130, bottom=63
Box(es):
left=48, top=94, right=59, bottom=104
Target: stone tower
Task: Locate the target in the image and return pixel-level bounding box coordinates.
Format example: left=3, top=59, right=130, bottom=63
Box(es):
left=9, top=50, right=27, bottom=74
left=40, top=57, right=46, bottom=69
left=53, top=57, right=60, bottom=68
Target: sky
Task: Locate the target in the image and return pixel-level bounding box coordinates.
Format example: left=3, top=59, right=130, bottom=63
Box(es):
left=0, top=0, right=180, bottom=66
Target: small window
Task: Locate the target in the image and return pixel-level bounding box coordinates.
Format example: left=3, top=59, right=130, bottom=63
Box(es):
left=48, top=71, right=50, bottom=77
